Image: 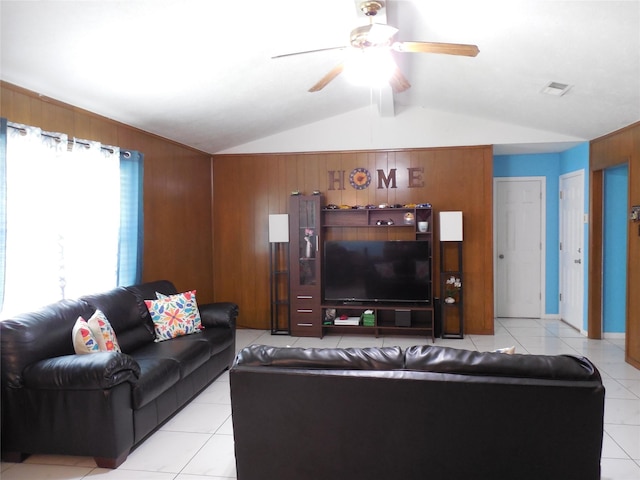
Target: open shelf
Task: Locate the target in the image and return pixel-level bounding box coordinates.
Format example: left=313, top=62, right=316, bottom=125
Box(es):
left=321, top=304, right=434, bottom=341
left=322, top=207, right=432, bottom=233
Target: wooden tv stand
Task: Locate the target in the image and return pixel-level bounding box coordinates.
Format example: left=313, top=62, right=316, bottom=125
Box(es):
left=289, top=195, right=435, bottom=340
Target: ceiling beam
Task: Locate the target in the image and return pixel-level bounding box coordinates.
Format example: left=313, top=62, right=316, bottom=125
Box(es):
left=375, top=85, right=395, bottom=117
left=354, top=0, right=396, bottom=117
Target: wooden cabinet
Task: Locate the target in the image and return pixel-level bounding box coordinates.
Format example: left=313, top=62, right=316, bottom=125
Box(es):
left=320, top=205, right=434, bottom=340
left=289, top=195, right=322, bottom=337
left=289, top=201, right=435, bottom=339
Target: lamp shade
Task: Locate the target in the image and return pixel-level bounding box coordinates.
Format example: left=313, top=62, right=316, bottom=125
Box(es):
left=439, top=211, right=463, bottom=241
left=268, top=214, right=289, bottom=243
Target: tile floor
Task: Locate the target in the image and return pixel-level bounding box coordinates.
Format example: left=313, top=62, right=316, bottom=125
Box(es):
left=1, top=317, right=639, bottom=480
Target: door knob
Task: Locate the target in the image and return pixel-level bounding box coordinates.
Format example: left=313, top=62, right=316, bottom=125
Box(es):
left=499, top=254, right=504, bottom=259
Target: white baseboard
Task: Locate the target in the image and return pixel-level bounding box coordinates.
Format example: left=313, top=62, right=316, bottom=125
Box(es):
left=603, top=332, right=626, bottom=340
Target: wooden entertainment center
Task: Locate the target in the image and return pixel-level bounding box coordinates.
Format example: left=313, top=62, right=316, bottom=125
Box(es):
left=289, top=195, right=435, bottom=340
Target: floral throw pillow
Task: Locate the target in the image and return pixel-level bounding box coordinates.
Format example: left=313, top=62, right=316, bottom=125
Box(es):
left=145, top=290, right=202, bottom=342
left=87, top=309, right=121, bottom=352
left=155, top=290, right=204, bottom=331
left=72, top=316, right=101, bottom=354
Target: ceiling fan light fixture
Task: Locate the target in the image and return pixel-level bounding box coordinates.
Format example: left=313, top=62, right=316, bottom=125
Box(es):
left=541, top=81, right=572, bottom=96
left=360, top=1, right=384, bottom=16
left=343, top=48, right=396, bottom=88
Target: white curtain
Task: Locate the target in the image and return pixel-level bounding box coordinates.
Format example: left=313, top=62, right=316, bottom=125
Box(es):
left=1, top=124, right=120, bottom=317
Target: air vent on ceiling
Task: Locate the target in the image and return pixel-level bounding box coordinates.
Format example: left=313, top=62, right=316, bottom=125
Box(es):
left=541, top=81, right=572, bottom=96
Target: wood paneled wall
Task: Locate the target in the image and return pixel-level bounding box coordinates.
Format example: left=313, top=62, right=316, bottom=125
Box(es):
left=1, top=82, right=215, bottom=302
left=590, top=121, right=640, bottom=368
left=2, top=81, right=495, bottom=335
left=213, top=147, right=495, bottom=334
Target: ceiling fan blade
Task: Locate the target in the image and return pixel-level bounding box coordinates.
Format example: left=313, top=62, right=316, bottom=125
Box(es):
left=309, top=63, right=345, bottom=92
left=272, top=46, right=347, bottom=59
left=392, top=41, right=480, bottom=57
left=389, top=66, right=411, bottom=93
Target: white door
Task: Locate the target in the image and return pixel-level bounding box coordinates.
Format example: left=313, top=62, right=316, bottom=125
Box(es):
left=559, top=171, right=585, bottom=331
left=494, top=178, right=544, bottom=318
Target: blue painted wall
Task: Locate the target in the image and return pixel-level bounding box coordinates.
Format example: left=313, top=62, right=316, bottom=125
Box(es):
left=494, top=143, right=590, bottom=325
left=603, top=164, right=629, bottom=333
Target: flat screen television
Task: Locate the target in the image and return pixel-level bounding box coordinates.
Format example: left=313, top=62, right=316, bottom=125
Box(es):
left=323, top=240, right=431, bottom=304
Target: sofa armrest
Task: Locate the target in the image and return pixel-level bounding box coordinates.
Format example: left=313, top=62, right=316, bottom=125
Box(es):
left=199, top=302, right=238, bottom=329
left=22, top=352, right=141, bottom=390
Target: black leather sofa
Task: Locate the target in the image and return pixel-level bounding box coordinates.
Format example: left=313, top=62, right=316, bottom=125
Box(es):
left=230, top=344, right=605, bottom=480
left=1, top=280, right=238, bottom=468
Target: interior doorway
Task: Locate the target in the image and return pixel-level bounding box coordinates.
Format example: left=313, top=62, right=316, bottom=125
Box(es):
left=494, top=177, right=545, bottom=318
left=559, top=170, right=585, bottom=331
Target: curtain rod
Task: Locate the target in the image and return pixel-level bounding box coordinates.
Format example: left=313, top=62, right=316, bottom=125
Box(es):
left=7, top=123, right=131, bottom=157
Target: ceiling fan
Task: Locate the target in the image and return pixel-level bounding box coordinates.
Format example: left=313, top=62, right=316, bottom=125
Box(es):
left=273, top=1, right=479, bottom=93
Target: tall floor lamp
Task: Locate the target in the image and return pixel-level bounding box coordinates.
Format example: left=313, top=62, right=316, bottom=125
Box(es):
left=439, top=211, right=464, bottom=338
left=269, top=214, right=290, bottom=335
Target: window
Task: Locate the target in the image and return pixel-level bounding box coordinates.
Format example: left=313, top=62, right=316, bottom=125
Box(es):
left=0, top=119, right=143, bottom=318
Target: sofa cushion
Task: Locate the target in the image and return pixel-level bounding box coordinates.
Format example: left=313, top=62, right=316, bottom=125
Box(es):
left=72, top=316, right=101, bottom=354
left=404, top=345, right=600, bottom=381
left=198, top=327, right=235, bottom=356
left=129, top=357, right=181, bottom=409
left=81, top=287, right=155, bottom=353
left=234, top=345, right=404, bottom=370
left=131, top=335, right=211, bottom=378
left=125, top=279, right=178, bottom=324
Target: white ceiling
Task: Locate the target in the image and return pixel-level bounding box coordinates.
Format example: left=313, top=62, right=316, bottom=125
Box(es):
left=1, top=0, right=639, bottom=155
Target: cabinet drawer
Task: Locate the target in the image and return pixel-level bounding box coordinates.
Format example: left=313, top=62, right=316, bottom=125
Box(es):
left=290, top=306, right=319, bottom=318
left=290, top=309, right=321, bottom=337
left=291, top=295, right=319, bottom=311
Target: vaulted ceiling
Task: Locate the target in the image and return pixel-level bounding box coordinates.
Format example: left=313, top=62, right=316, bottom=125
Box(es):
left=1, top=0, right=639, bottom=155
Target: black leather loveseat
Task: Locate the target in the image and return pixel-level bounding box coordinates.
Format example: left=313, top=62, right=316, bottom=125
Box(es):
left=230, top=344, right=605, bottom=480
left=1, top=280, right=237, bottom=468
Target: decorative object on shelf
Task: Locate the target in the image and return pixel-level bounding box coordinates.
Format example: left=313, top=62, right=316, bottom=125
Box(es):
left=324, top=308, right=336, bottom=325
left=334, top=315, right=361, bottom=326
left=312, top=190, right=321, bottom=195
left=291, top=190, right=301, bottom=196
left=304, top=228, right=315, bottom=258
left=418, top=221, right=428, bottom=232
left=362, top=309, right=375, bottom=327
left=376, top=219, right=395, bottom=225
left=404, top=212, right=415, bottom=224
left=444, top=276, right=462, bottom=304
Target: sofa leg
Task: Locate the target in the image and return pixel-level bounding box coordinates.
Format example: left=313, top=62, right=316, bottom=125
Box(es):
left=94, top=451, right=129, bottom=469
left=1, top=452, right=30, bottom=463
